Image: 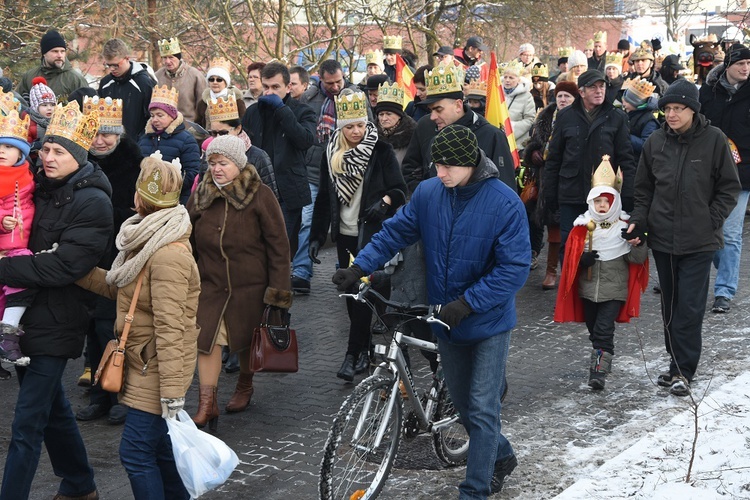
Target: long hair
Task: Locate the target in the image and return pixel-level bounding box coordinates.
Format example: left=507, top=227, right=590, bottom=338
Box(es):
left=329, top=130, right=355, bottom=176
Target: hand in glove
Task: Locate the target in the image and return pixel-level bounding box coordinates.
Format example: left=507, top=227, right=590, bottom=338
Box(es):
left=161, top=397, right=185, bottom=419
left=309, top=240, right=321, bottom=264
left=579, top=250, right=599, bottom=269
left=364, top=199, right=390, bottom=223
left=440, top=296, right=472, bottom=329
left=258, top=93, right=285, bottom=110
left=621, top=224, right=646, bottom=246
left=332, top=264, right=363, bottom=292
left=531, top=150, right=545, bottom=167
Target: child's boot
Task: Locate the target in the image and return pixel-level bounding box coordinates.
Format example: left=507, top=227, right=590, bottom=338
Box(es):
left=588, top=348, right=612, bottom=390
left=0, top=323, right=30, bottom=366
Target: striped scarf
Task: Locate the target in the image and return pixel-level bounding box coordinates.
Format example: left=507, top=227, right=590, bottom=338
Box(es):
left=316, top=84, right=337, bottom=143
left=326, top=122, right=378, bottom=206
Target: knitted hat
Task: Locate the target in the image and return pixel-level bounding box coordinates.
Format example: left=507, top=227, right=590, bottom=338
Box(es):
left=149, top=85, right=179, bottom=119
left=430, top=124, right=479, bottom=167
left=658, top=79, right=700, bottom=114
left=554, top=80, right=579, bottom=97
left=623, top=78, right=656, bottom=108
left=568, top=50, right=588, bottom=69
left=205, top=134, right=248, bottom=170
left=375, top=82, right=406, bottom=117
left=519, top=43, right=535, bottom=55
left=207, top=57, right=231, bottom=87
left=40, top=30, right=66, bottom=55
left=44, top=101, right=99, bottom=166
left=29, top=77, right=56, bottom=110
left=726, top=43, right=750, bottom=68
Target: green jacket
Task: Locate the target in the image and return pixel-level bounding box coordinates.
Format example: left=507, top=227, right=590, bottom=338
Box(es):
left=16, top=59, right=89, bottom=103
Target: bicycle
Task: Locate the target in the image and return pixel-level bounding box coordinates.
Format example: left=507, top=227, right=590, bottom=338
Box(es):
left=319, top=283, right=470, bottom=500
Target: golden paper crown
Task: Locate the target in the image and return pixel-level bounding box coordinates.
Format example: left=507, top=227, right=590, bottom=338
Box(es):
left=157, top=38, right=181, bottom=57
left=586, top=39, right=595, bottom=50
left=377, top=82, right=405, bottom=107
left=624, top=77, right=656, bottom=100
left=383, top=35, right=403, bottom=51
left=502, top=60, right=525, bottom=76
left=83, top=96, right=123, bottom=130
left=335, top=92, right=368, bottom=123
left=0, top=109, right=30, bottom=142
left=207, top=94, right=239, bottom=123
left=209, top=57, right=231, bottom=73
left=593, top=31, right=607, bottom=43
left=0, top=89, right=20, bottom=116
left=138, top=152, right=182, bottom=208
left=605, top=53, right=623, bottom=67
left=558, top=47, right=574, bottom=57
left=463, top=80, right=487, bottom=99
left=46, top=102, right=100, bottom=151
left=592, top=155, right=623, bottom=192
left=630, top=47, right=654, bottom=61
left=425, top=65, right=463, bottom=96
left=151, top=85, right=179, bottom=109
left=531, top=64, right=549, bottom=78
left=366, top=50, right=384, bottom=66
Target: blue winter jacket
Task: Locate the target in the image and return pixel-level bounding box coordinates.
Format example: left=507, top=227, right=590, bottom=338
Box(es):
left=354, top=153, right=531, bottom=344
left=138, top=113, right=201, bottom=204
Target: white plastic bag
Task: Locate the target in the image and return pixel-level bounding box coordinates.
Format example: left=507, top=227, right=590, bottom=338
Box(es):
left=166, top=410, right=240, bottom=498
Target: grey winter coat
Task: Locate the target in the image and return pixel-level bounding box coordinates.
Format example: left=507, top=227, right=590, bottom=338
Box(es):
left=578, top=244, right=648, bottom=302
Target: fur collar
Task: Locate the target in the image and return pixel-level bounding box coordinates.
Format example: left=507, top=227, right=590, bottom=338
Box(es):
left=192, top=165, right=261, bottom=212
left=200, top=86, right=244, bottom=103
left=377, top=115, right=417, bottom=150
left=145, top=112, right=185, bottom=135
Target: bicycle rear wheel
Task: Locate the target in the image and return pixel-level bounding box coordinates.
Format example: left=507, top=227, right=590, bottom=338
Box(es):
left=432, top=384, right=470, bottom=465
left=320, top=375, right=403, bottom=500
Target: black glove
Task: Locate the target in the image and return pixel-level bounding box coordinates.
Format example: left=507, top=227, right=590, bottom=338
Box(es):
left=309, top=241, right=321, bottom=264
left=621, top=226, right=646, bottom=245
left=579, top=250, right=599, bottom=269
left=440, top=296, right=472, bottom=328
left=332, top=265, right=364, bottom=291
left=364, top=199, right=389, bottom=223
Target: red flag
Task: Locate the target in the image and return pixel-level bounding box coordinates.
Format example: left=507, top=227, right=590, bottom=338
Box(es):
left=395, top=54, right=416, bottom=104
left=485, top=52, right=520, bottom=168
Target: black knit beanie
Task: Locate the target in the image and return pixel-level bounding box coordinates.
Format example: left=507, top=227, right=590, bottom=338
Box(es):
left=726, top=43, right=750, bottom=68
left=430, top=124, right=479, bottom=167
left=44, top=136, right=88, bottom=166
left=658, top=79, right=700, bottom=114
left=41, top=30, right=66, bottom=55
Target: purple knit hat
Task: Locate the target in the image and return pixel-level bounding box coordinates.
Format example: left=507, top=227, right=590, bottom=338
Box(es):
left=148, top=101, right=178, bottom=119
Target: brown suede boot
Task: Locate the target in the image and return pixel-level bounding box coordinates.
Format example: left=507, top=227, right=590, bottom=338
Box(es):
left=542, top=242, right=560, bottom=290
left=226, top=372, right=254, bottom=413
left=192, top=385, right=219, bottom=431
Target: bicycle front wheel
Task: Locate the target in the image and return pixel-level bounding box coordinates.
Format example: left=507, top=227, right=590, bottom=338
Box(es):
left=319, top=375, right=403, bottom=500
left=432, top=384, right=470, bottom=466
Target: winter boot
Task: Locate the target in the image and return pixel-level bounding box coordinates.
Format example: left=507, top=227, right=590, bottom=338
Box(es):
left=337, top=353, right=356, bottom=381
left=0, top=323, right=30, bottom=366
left=542, top=242, right=560, bottom=290
left=588, top=348, right=612, bottom=390
left=192, top=385, right=219, bottom=431
left=225, top=372, right=254, bottom=412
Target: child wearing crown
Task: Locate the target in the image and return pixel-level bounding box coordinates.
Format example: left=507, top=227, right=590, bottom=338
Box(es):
left=0, top=102, right=36, bottom=368
left=554, top=156, right=648, bottom=390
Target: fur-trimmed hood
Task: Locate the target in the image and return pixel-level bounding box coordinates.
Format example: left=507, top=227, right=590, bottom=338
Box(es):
left=377, top=114, right=417, bottom=151
left=145, top=112, right=185, bottom=136
left=705, top=64, right=724, bottom=87
left=192, top=164, right=262, bottom=212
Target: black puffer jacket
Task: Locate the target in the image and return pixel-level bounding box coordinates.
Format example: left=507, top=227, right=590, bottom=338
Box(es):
left=0, top=162, right=114, bottom=358
left=98, top=61, right=155, bottom=139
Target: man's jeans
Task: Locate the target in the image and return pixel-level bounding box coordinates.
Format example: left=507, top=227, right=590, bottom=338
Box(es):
left=1, top=356, right=96, bottom=500
left=119, top=408, right=189, bottom=500
left=438, top=332, right=513, bottom=499
left=292, top=182, right=319, bottom=281
left=713, top=189, right=750, bottom=299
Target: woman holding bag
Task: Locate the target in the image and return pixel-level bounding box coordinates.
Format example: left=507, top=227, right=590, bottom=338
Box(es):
left=77, top=154, right=201, bottom=500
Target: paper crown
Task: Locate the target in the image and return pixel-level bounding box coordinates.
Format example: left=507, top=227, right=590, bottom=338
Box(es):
left=425, top=64, right=463, bottom=96
left=138, top=151, right=182, bottom=208
left=502, top=60, right=525, bottom=76
left=366, top=50, right=384, bottom=66
left=630, top=47, right=654, bottom=61
left=558, top=46, right=574, bottom=57
left=586, top=39, right=595, bottom=50
left=594, top=31, right=607, bottom=43
left=157, top=38, right=181, bottom=57
left=209, top=56, right=231, bottom=73
left=383, top=35, right=402, bottom=51
left=83, top=96, right=122, bottom=130
left=591, top=155, right=623, bottom=192
left=624, top=77, right=656, bottom=100
left=46, top=102, right=100, bottom=151
left=335, top=92, right=368, bottom=123
left=377, top=82, right=405, bottom=107
left=150, top=85, right=179, bottom=108
left=208, top=94, right=239, bottom=123
left=463, top=80, right=487, bottom=99
left=605, top=53, right=623, bottom=67
left=531, top=64, right=549, bottom=78
left=0, top=89, right=20, bottom=116
left=0, top=109, right=30, bottom=142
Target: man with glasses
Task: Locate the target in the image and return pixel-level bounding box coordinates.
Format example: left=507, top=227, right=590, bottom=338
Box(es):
left=433, top=46, right=456, bottom=66
left=98, top=38, right=155, bottom=139
left=626, top=79, right=740, bottom=396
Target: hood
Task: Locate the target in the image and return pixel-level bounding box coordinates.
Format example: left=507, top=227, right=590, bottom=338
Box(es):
left=705, top=64, right=724, bottom=87
left=662, top=110, right=708, bottom=140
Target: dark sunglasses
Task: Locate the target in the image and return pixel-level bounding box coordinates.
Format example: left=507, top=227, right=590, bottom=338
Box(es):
left=208, top=77, right=225, bottom=83
left=209, top=130, right=230, bottom=137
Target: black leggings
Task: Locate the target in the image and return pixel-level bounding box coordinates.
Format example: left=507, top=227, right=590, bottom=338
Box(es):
left=336, top=234, right=372, bottom=355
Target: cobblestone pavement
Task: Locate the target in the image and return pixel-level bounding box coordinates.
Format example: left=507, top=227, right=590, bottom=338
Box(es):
left=2, top=224, right=750, bottom=500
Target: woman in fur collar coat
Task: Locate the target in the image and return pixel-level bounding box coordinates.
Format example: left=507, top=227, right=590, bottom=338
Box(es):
left=375, top=96, right=417, bottom=166
left=187, top=135, right=292, bottom=428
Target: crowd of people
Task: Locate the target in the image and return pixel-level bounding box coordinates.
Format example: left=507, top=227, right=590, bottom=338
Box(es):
left=0, top=26, right=746, bottom=500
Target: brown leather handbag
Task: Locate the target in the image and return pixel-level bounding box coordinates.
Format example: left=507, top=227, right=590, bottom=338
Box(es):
left=94, top=270, right=146, bottom=393
left=249, top=306, right=298, bottom=373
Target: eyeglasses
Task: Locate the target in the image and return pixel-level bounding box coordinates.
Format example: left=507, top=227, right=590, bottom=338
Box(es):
left=104, top=59, right=126, bottom=69
left=208, top=77, right=224, bottom=83
left=663, top=105, right=688, bottom=115
left=209, top=130, right=230, bottom=137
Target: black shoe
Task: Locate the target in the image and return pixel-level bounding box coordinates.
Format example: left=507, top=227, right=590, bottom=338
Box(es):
left=337, top=353, right=356, bottom=382
left=669, top=375, right=691, bottom=396
left=354, top=351, right=370, bottom=374
left=108, top=404, right=128, bottom=425
left=657, top=372, right=673, bottom=387
left=490, top=454, right=518, bottom=494
left=588, top=371, right=606, bottom=390
left=711, top=296, right=731, bottom=313
left=0, top=365, right=10, bottom=380
left=76, top=403, right=111, bottom=421
left=291, top=276, right=311, bottom=295
left=225, top=353, right=240, bottom=373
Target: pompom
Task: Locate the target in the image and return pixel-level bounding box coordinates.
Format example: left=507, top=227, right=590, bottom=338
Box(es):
left=32, top=76, right=48, bottom=86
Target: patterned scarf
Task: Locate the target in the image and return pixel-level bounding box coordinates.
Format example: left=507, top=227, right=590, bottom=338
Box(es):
left=326, top=121, right=378, bottom=206
left=316, top=83, right=337, bottom=143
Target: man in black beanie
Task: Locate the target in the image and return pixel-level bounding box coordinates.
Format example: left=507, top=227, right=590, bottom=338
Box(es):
left=16, top=29, right=89, bottom=102
left=700, top=42, right=750, bottom=314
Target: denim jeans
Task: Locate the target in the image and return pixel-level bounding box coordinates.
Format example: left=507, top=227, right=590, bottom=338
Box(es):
left=713, top=189, right=750, bottom=299
left=438, top=332, right=513, bottom=500
left=292, top=182, right=319, bottom=281
left=119, top=408, right=189, bottom=500
left=1, top=356, right=96, bottom=500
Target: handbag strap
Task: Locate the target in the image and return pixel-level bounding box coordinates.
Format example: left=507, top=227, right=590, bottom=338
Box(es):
left=117, top=269, right=146, bottom=349
left=261, top=305, right=289, bottom=327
